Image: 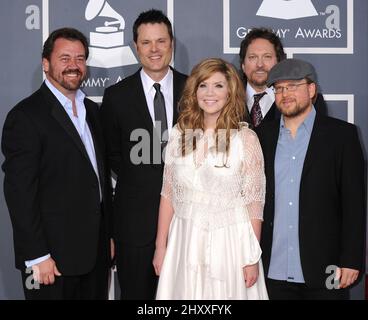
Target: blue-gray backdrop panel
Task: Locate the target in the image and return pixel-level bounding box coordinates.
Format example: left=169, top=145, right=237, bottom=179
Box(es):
left=0, top=0, right=366, bottom=299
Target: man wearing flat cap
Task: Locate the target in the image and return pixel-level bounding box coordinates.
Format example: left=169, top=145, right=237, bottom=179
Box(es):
left=256, top=58, right=365, bottom=299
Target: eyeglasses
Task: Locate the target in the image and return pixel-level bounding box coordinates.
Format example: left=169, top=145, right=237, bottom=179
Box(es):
left=272, top=82, right=308, bottom=94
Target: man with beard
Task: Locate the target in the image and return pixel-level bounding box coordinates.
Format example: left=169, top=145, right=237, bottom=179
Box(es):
left=256, top=59, right=365, bottom=299
left=1, top=28, right=112, bottom=299
left=239, top=27, right=326, bottom=127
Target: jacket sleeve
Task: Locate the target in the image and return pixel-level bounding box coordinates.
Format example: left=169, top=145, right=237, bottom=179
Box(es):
left=100, top=89, right=122, bottom=177
left=339, top=125, right=366, bottom=271
left=1, top=108, right=49, bottom=262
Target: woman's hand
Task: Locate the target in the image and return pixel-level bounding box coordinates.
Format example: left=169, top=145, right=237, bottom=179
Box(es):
left=243, top=263, right=259, bottom=288
left=153, top=246, right=167, bottom=276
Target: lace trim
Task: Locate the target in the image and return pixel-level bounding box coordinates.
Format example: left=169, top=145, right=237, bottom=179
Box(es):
left=161, top=124, right=265, bottom=230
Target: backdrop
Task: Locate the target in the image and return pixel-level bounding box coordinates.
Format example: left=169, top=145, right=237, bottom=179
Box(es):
left=0, top=0, right=367, bottom=299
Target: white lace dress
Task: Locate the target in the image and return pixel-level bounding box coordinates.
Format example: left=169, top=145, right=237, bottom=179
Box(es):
left=156, top=123, right=268, bottom=300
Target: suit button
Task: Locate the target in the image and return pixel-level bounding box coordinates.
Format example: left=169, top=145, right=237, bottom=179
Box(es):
left=270, top=222, right=273, bottom=227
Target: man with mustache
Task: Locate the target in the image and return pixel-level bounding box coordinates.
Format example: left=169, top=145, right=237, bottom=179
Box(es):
left=239, top=27, right=326, bottom=127
left=256, top=59, right=365, bottom=299
left=2, top=28, right=112, bottom=299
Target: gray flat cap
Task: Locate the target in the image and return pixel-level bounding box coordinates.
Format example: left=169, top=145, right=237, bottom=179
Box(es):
left=267, top=58, right=317, bottom=87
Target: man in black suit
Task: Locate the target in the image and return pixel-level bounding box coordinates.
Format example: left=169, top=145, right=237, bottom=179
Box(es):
left=239, top=27, right=326, bottom=127
left=256, top=59, right=365, bottom=299
left=100, top=9, right=187, bottom=300
left=1, top=28, right=112, bottom=299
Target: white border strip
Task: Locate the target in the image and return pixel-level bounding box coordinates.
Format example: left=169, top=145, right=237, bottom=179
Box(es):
left=88, top=96, right=103, bottom=103
left=42, top=0, right=49, bottom=46
left=42, top=0, right=49, bottom=80
left=223, top=0, right=231, bottom=54
left=323, top=94, right=354, bottom=124
left=168, top=0, right=174, bottom=30
left=168, top=0, right=175, bottom=67
left=108, top=269, right=115, bottom=300
left=224, top=0, right=354, bottom=55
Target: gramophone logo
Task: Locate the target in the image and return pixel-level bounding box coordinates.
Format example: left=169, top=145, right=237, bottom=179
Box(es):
left=85, top=0, right=137, bottom=68
left=257, top=0, right=318, bottom=20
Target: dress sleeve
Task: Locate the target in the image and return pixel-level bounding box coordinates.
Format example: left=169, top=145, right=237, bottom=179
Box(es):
left=240, top=127, right=266, bottom=220
left=161, top=125, right=181, bottom=202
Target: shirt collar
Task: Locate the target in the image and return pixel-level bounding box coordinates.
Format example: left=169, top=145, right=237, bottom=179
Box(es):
left=246, top=83, right=274, bottom=105
left=45, top=78, right=85, bottom=108
left=140, top=68, right=172, bottom=96
left=280, top=106, right=316, bottom=134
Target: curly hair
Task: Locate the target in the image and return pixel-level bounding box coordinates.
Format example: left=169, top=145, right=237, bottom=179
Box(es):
left=239, top=27, right=286, bottom=67
left=177, top=58, right=246, bottom=157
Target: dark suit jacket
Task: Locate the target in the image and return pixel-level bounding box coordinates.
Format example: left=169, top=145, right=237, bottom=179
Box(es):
left=1, top=83, right=112, bottom=275
left=100, top=68, right=187, bottom=246
left=256, top=113, right=365, bottom=288
left=262, top=92, right=327, bottom=123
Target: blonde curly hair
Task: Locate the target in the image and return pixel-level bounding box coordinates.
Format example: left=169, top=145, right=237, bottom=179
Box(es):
left=177, top=58, right=247, bottom=156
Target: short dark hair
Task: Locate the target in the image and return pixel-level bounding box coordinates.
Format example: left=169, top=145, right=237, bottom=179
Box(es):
left=239, top=27, right=286, bottom=67
left=42, top=27, right=89, bottom=60
left=133, top=9, right=173, bottom=43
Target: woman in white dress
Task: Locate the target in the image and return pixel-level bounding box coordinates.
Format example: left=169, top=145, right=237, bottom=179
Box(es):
left=153, top=58, right=268, bottom=300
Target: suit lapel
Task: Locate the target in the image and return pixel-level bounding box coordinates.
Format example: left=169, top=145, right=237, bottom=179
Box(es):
left=172, top=69, right=182, bottom=125
left=267, top=121, right=280, bottom=202
left=301, top=113, right=326, bottom=179
left=85, top=101, right=105, bottom=191
left=263, top=102, right=281, bottom=123
left=41, top=84, right=98, bottom=180
left=133, top=68, right=185, bottom=129
left=41, top=84, right=90, bottom=162
left=134, top=68, right=185, bottom=141
left=132, top=71, right=155, bottom=132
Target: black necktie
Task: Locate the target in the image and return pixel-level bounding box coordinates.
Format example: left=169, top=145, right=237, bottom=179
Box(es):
left=153, top=83, right=168, bottom=143
left=250, top=92, right=266, bottom=127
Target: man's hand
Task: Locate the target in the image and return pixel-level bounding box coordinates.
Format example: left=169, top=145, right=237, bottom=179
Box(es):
left=338, top=267, right=359, bottom=289
left=32, top=257, right=61, bottom=285
left=243, top=263, right=259, bottom=288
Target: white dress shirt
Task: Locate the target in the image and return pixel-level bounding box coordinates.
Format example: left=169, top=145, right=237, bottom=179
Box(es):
left=246, top=83, right=275, bottom=118
left=140, top=68, right=174, bottom=136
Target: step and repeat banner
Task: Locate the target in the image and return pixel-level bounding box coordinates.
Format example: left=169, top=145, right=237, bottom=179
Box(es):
left=0, top=0, right=367, bottom=299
